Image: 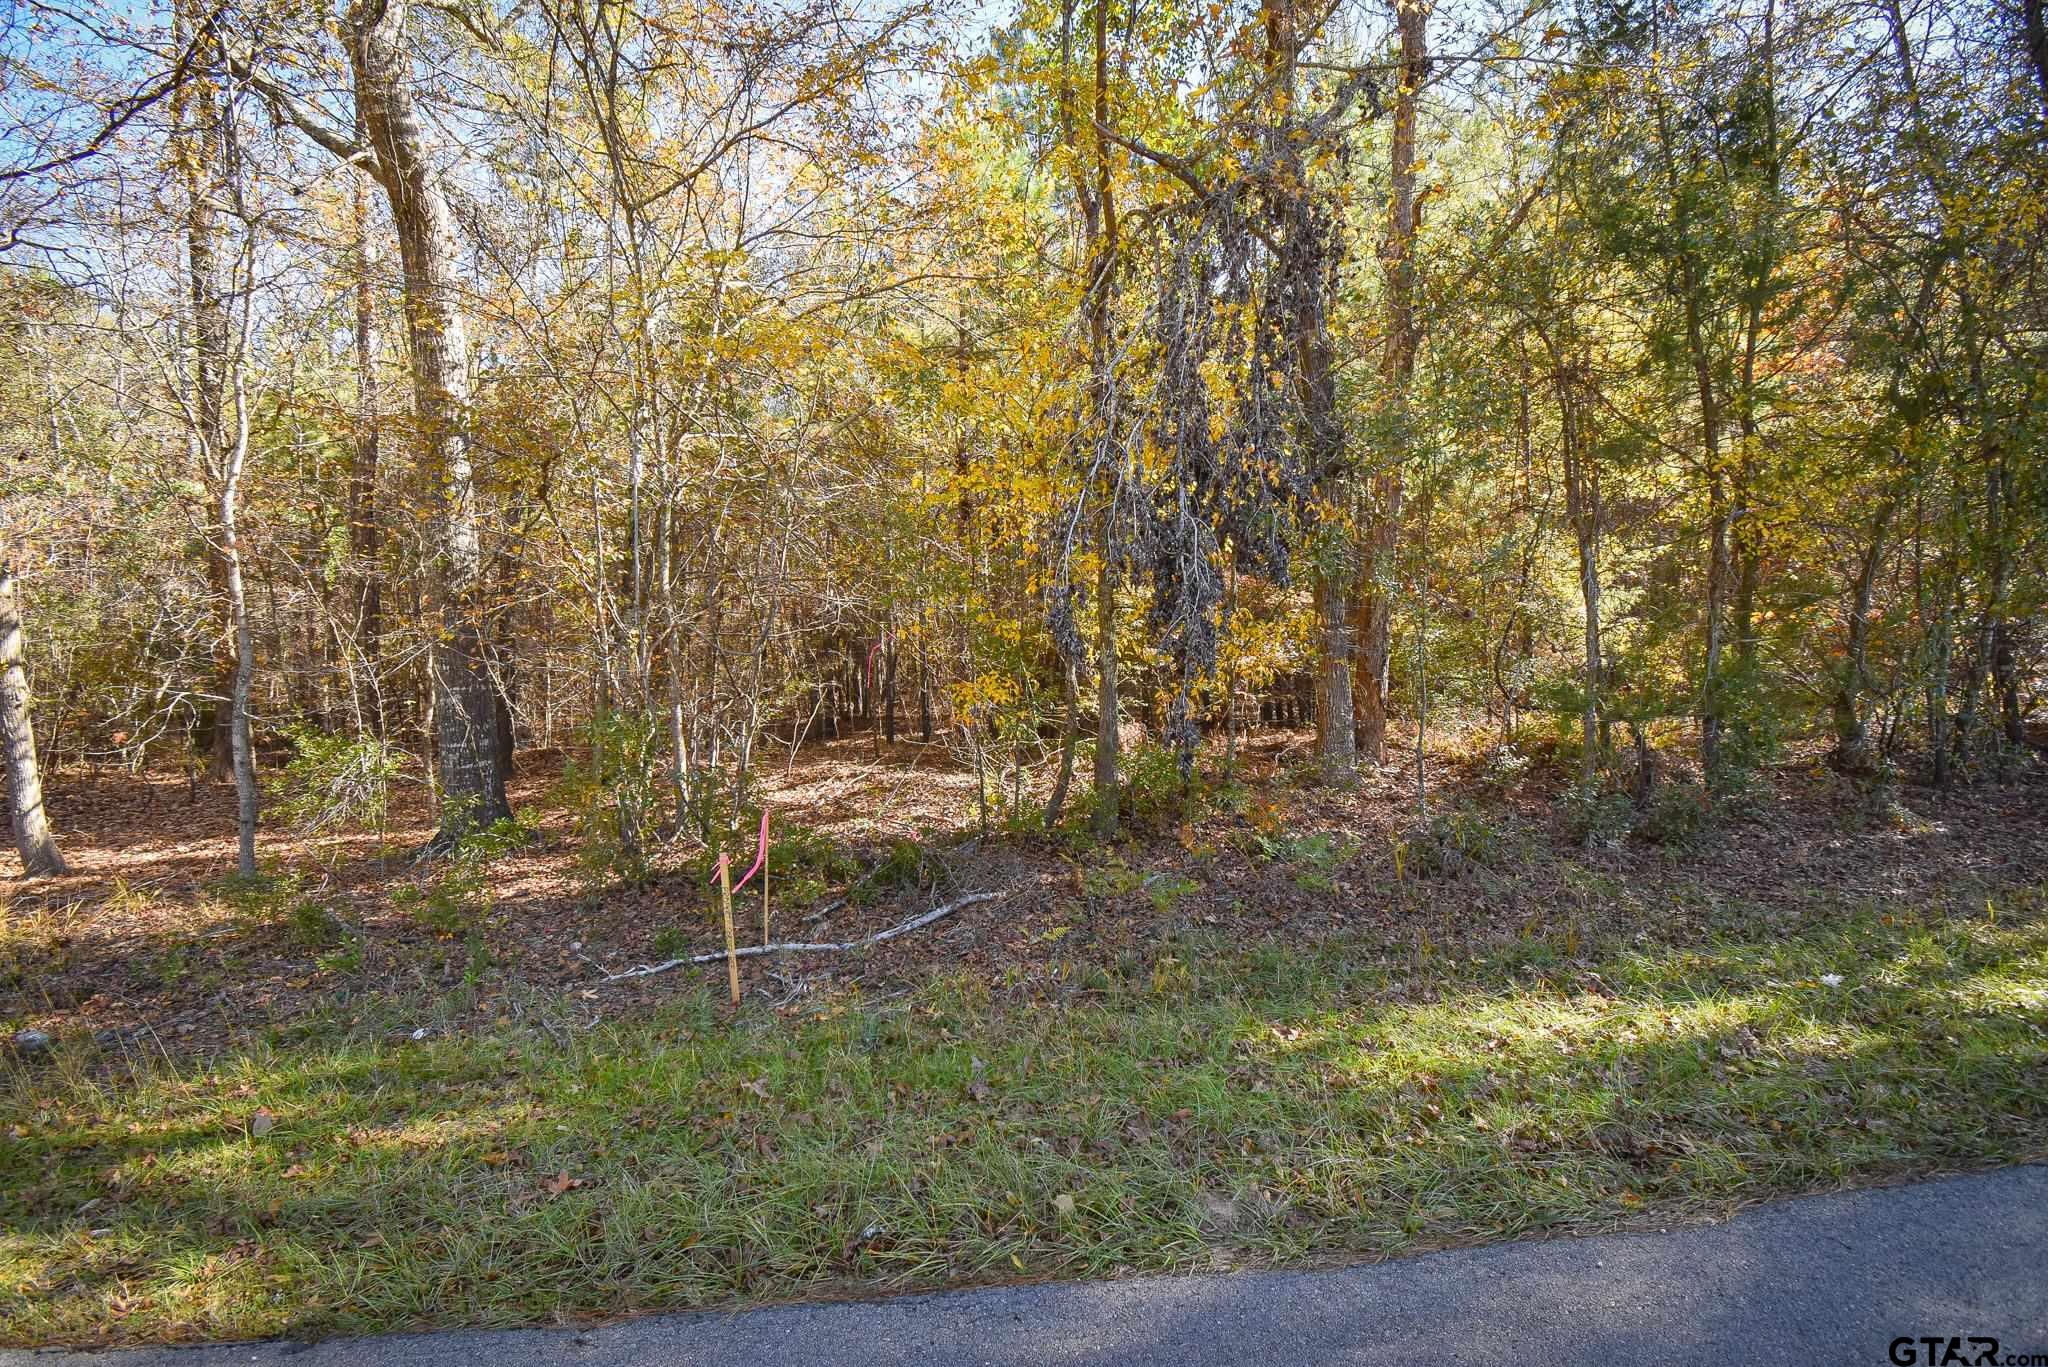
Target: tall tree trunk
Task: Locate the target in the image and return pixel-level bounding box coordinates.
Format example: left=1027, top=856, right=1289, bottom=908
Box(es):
left=223, top=340, right=259, bottom=877
left=1729, top=0, right=1780, bottom=677
left=1092, top=549, right=1120, bottom=835
left=0, top=565, right=66, bottom=876
left=1080, top=0, right=1121, bottom=836
left=175, top=3, right=236, bottom=779
left=882, top=614, right=898, bottom=745
left=1696, top=366, right=1731, bottom=781
left=1992, top=621, right=2024, bottom=749
left=1353, top=0, right=1427, bottom=769
left=349, top=0, right=509, bottom=841
left=1247, top=0, right=1359, bottom=785
left=1312, top=574, right=1356, bottom=781
left=349, top=118, right=384, bottom=735
left=2026, top=0, right=2048, bottom=122
left=1650, top=22, right=1730, bottom=779
left=1045, top=660, right=1080, bottom=827
left=918, top=617, right=934, bottom=743
left=1928, top=485, right=1958, bottom=788
left=1500, top=341, right=1537, bottom=738
left=1559, top=363, right=1603, bottom=789
left=1831, top=500, right=1894, bottom=775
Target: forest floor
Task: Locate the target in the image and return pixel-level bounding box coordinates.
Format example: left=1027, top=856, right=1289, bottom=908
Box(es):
left=4, top=727, right=2046, bottom=1345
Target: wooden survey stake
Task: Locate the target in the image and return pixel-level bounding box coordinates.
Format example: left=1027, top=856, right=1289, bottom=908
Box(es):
left=717, top=854, right=740, bottom=1010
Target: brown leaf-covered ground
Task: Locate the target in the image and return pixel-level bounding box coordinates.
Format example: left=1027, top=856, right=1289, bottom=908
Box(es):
left=6, top=726, right=2045, bottom=1057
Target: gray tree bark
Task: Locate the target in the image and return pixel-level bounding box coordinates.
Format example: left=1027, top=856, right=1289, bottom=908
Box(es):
left=175, top=2, right=238, bottom=780
left=222, top=254, right=260, bottom=877
left=1558, top=365, right=1603, bottom=789
left=348, top=0, right=510, bottom=840
left=1, top=565, right=66, bottom=877
left=348, top=112, right=384, bottom=734
left=1353, top=0, right=1427, bottom=770
left=1831, top=500, right=1894, bottom=775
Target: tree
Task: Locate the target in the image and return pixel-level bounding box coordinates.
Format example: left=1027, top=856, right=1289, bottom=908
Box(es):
left=0, top=563, right=66, bottom=877
left=1354, top=0, right=1428, bottom=769
left=245, top=0, right=516, bottom=838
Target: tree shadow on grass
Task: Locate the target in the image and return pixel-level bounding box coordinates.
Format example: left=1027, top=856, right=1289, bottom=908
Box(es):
left=2, top=903, right=2043, bottom=1347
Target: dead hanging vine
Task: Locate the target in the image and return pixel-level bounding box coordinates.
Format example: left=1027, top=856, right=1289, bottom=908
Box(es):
left=1050, top=79, right=1359, bottom=776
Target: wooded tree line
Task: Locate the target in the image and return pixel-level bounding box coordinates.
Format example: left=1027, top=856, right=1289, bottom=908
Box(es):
left=1, top=0, right=2042, bottom=876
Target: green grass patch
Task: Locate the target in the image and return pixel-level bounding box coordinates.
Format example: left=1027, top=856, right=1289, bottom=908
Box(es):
left=5, top=894, right=2045, bottom=1346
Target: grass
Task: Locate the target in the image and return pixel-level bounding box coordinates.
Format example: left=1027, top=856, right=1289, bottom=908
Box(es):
left=5, top=886, right=2046, bottom=1346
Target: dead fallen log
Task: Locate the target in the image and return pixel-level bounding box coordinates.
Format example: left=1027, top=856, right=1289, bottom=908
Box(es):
left=801, top=897, right=846, bottom=924
left=599, top=891, right=1002, bottom=983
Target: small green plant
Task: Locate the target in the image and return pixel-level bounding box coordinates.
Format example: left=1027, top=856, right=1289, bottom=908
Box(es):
left=1480, top=743, right=1533, bottom=788
left=1148, top=953, right=1193, bottom=995
left=1145, top=873, right=1200, bottom=913
left=651, top=925, right=691, bottom=960
left=1247, top=830, right=1359, bottom=894
left=393, top=817, right=526, bottom=937
left=287, top=897, right=348, bottom=949
left=1639, top=782, right=1713, bottom=846
left=276, top=726, right=407, bottom=841
left=1559, top=784, right=1635, bottom=848
left=767, top=823, right=861, bottom=908
left=853, top=838, right=929, bottom=906
left=1394, top=805, right=1501, bottom=880
left=1291, top=831, right=1359, bottom=893
left=392, top=871, right=483, bottom=938
left=1120, top=742, right=1207, bottom=828
left=152, top=944, right=191, bottom=989
left=209, top=868, right=304, bottom=924
left=1844, top=782, right=1934, bottom=836
left=1704, top=660, right=1786, bottom=799
left=556, top=709, right=662, bottom=887
left=1081, top=858, right=1200, bottom=913
left=462, top=931, right=493, bottom=986
left=315, top=936, right=364, bottom=976
left=1000, top=797, right=1049, bottom=838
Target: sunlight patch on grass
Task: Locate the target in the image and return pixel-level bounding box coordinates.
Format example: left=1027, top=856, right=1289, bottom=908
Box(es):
left=4, top=894, right=2045, bottom=1346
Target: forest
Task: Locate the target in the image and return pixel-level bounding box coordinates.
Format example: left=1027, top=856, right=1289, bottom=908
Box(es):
left=1, top=0, right=2045, bottom=1348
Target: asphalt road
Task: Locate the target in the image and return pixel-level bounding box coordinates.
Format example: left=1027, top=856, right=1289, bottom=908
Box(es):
left=10, top=1166, right=2045, bottom=1367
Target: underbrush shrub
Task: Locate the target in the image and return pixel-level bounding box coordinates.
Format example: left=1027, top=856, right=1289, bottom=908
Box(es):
left=999, top=793, right=1048, bottom=837
left=767, top=822, right=861, bottom=908
left=1120, top=742, right=1207, bottom=829
left=556, top=710, right=661, bottom=886
left=1559, top=784, right=1635, bottom=848
left=276, top=726, right=407, bottom=840
left=286, top=896, right=349, bottom=949
left=1638, top=781, right=1713, bottom=846
left=1840, top=779, right=1934, bottom=835
left=211, top=867, right=354, bottom=953
left=209, top=867, right=302, bottom=922
left=1558, top=778, right=1721, bottom=849
left=1059, top=740, right=1237, bottom=847
left=1245, top=829, right=1359, bottom=892
left=1527, top=672, right=1596, bottom=757
left=850, top=837, right=933, bottom=907
left=1478, top=743, right=1534, bottom=790
left=1080, top=857, right=1201, bottom=913
left=393, top=817, right=527, bottom=937
left=1705, top=661, right=1787, bottom=800
left=1396, top=803, right=1502, bottom=879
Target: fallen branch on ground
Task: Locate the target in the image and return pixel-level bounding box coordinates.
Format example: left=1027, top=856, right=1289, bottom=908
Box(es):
left=599, top=892, right=1003, bottom=982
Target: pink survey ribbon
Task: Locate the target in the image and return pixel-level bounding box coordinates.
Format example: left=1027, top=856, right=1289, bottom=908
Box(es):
left=710, top=809, right=771, bottom=892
